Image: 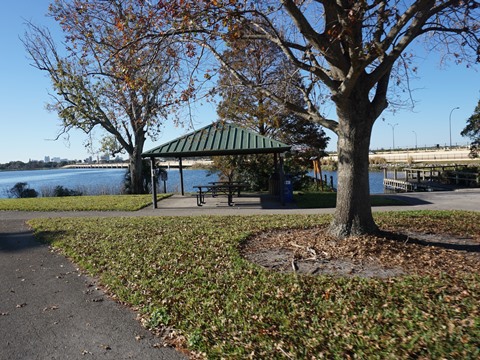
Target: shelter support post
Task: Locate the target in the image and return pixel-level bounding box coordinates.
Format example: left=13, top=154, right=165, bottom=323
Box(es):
left=179, top=157, right=185, bottom=196
left=150, top=157, right=158, bottom=209
left=273, top=153, right=278, bottom=173
left=279, top=153, right=285, bottom=206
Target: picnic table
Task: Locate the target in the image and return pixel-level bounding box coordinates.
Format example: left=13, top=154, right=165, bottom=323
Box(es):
left=194, top=182, right=247, bottom=206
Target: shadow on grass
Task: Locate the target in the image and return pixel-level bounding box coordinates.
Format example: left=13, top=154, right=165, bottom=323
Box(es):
left=379, top=230, right=480, bottom=253
left=294, top=192, right=416, bottom=209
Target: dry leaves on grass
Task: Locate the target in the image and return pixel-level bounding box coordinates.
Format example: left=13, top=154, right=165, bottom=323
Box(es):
left=241, top=225, right=480, bottom=278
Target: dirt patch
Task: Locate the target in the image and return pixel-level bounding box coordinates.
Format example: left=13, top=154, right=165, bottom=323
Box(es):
left=241, top=226, right=480, bottom=278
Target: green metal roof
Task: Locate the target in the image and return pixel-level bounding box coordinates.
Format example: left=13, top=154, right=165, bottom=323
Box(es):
left=142, top=122, right=291, bottom=158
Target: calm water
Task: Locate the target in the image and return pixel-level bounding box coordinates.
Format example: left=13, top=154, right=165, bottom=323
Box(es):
left=0, top=168, right=385, bottom=198
left=310, top=170, right=385, bottom=194
left=0, top=168, right=218, bottom=198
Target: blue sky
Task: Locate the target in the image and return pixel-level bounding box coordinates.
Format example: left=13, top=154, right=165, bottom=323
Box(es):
left=0, top=1, right=478, bottom=164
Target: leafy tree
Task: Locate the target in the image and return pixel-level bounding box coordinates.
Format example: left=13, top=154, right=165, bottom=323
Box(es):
left=214, top=29, right=329, bottom=190
left=217, top=28, right=328, bottom=153
left=150, top=0, right=479, bottom=237
left=209, top=155, right=242, bottom=182
left=53, top=185, right=82, bottom=197
left=23, top=0, right=192, bottom=194
left=8, top=183, right=38, bottom=198
left=461, top=99, right=480, bottom=158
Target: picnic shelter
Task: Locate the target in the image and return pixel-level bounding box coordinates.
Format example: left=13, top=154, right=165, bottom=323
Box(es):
left=141, top=121, right=291, bottom=208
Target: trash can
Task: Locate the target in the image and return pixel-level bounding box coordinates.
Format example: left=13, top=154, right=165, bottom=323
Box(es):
left=283, top=175, right=293, bottom=203
left=155, top=168, right=168, bottom=193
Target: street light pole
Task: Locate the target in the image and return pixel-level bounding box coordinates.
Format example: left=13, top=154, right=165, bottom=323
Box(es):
left=388, top=123, right=398, bottom=150
left=412, top=130, right=417, bottom=149
left=449, top=106, right=460, bottom=148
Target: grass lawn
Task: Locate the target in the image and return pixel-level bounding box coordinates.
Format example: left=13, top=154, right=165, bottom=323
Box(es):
left=0, top=192, right=403, bottom=211
left=28, top=211, right=480, bottom=359
left=0, top=194, right=171, bottom=211
left=294, top=191, right=406, bottom=208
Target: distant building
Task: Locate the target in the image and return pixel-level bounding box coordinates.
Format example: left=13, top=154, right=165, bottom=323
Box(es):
left=50, top=157, right=69, bottom=163
left=100, top=154, right=110, bottom=162
left=44, top=156, right=50, bottom=163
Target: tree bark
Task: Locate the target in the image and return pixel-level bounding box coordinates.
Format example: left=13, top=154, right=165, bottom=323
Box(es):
left=128, top=134, right=146, bottom=194
left=328, top=101, right=379, bottom=238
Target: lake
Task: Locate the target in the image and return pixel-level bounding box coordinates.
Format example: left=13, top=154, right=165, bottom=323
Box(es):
left=0, top=168, right=219, bottom=198
left=0, top=168, right=386, bottom=198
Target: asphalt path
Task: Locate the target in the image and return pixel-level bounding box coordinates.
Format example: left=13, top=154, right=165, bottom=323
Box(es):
left=0, top=219, right=186, bottom=360
left=0, top=189, right=479, bottom=360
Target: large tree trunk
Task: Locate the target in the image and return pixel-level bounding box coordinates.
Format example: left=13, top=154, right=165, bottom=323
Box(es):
left=128, top=135, right=147, bottom=194
left=328, top=102, right=379, bottom=238
left=129, top=151, right=145, bottom=194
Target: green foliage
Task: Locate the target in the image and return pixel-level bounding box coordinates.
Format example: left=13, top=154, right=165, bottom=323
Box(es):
left=209, top=153, right=319, bottom=192
left=28, top=212, right=480, bottom=358
left=0, top=194, right=171, bottom=211
left=146, top=307, right=171, bottom=329
left=235, top=154, right=275, bottom=191
left=461, top=99, right=480, bottom=147
left=0, top=160, right=69, bottom=171
left=99, top=136, right=125, bottom=158
left=468, top=144, right=479, bottom=159
left=461, top=100, right=480, bottom=159
left=8, top=182, right=38, bottom=198
left=53, top=185, right=83, bottom=197
left=208, top=155, right=242, bottom=183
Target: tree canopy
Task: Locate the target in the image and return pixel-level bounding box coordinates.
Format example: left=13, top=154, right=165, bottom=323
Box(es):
left=461, top=98, right=480, bottom=157
left=216, top=30, right=329, bottom=154
left=214, top=32, right=329, bottom=190
left=146, top=0, right=479, bottom=236
left=462, top=99, right=480, bottom=143
left=23, top=0, right=194, bottom=193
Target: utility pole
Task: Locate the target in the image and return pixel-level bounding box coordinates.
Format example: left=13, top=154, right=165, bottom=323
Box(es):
left=388, top=123, right=398, bottom=150
left=449, top=106, right=460, bottom=148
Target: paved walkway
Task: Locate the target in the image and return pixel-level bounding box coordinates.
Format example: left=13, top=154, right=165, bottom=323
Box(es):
left=1, top=189, right=479, bottom=359
left=0, top=218, right=186, bottom=360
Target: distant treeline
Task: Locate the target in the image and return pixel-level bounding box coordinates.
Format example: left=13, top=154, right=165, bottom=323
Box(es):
left=0, top=160, right=76, bottom=171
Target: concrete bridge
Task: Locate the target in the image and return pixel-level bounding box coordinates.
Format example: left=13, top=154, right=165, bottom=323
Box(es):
left=327, top=148, right=475, bottom=163
left=64, top=159, right=213, bottom=169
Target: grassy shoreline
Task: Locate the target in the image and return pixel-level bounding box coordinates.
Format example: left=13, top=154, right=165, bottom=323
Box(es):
left=0, top=194, right=171, bottom=211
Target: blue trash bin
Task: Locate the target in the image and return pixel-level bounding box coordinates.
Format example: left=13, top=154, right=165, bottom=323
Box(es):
left=283, top=175, right=293, bottom=203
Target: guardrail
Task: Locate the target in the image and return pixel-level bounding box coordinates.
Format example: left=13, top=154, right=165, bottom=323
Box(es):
left=327, top=149, right=475, bottom=163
